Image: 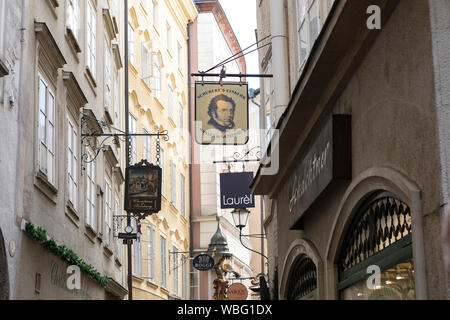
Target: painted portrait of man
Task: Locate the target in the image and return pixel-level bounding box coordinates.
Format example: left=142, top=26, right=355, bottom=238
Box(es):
left=207, top=94, right=236, bottom=132
left=195, top=82, right=248, bottom=145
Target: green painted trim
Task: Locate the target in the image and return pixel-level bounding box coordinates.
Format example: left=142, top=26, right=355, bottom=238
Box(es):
left=24, top=221, right=108, bottom=287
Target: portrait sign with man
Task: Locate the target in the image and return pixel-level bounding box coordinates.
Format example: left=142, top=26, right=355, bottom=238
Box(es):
left=195, top=82, right=249, bottom=145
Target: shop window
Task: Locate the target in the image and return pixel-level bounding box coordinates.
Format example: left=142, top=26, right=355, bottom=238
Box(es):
left=338, top=191, right=414, bottom=300
left=286, top=254, right=317, bottom=300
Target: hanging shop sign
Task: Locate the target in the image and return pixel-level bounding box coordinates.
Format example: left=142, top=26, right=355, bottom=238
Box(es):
left=195, top=82, right=249, bottom=145
left=193, top=254, right=215, bottom=271
left=227, top=283, right=248, bottom=300
left=287, top=115, right=351, bottom=229
left=220, top=172, right=255, bottom=209
left=124, top=160, right=162, bottom=217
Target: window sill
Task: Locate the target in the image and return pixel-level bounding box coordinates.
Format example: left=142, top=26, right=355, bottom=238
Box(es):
left=0, top=58, right=9, bottom=77
left=115, top=256, right=122, bottom=267
left=65, top=201, right=80, bottom=228
left=103, top=244, right=114, bottom=258
left=132, top=275, right=145, bottom=283
left=129, top=62, right=138, bottom=76
left=154, top=96, right=163, bottom=109
left=45, top=0, right=59, bottom=18
left=146, top=279, right=158, bottom=289
left=168, top=116, right=176, bottom=128
left=160, top=286, right=169, bottom=295
left=85, top=67, right=97, bottom=93
left=84, top=223, right=97, bottom=243
left=153, top=25, right=160, bottom=37
left=65, top=28, right=81, bottom=58
left=166, top=49, right=173, bottom=60
left=34, top=170, right=58, bottom=204
left=177, top=68, right=184, bottom=78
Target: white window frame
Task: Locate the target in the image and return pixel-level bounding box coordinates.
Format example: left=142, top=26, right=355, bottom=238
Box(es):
left=114, top=196, right=121, bottom=259
left=182, top=255, right=187, bottom=299
left=152, top=1, right=158, bottom=29
left=178, top=102, right=183, bottom=136
left=177, top=42, right=182, bottom=70
left=141, top=43, right=151, bottom=87
left=173, top=245, right=178, bottom=296
left=133, top=219, right=142, bottom=277
left=166, top=23, right=172, bottom=53
left=86, top=0, right=96, bottom=78
left=129, top=113, right=138, bottom=165
left=104, top=177, right=112, bottom=246
left=38, top=74, right=56, bottom=185
left=180, top=174, right=185, bottom=217
left=67, top=115, right=78, bottom=210
left=113, top=70, right=119, bottom=124
left=146, top=225, right=155, bottom=281
left=168, top=85, right=174, bottom=120
left=67, top=0, right=80, bottom=40
left=128, top=23, right=135, bottom=65
left=153, top=59, right=161, bottom=100
left=170, top=161, right=176, bottom=207
left=142, top=129, right=152, bottom=162
left=161, top=236, right=166, bottom=288
left=296, top=0, right=322, bottom=74
left=104, top=39, right=112, bottom=110
left=85, top=149, right=96, bottom=229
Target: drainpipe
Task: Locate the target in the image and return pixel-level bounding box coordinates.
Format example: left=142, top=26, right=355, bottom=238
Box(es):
left=269, top=0, right=289, bottom=125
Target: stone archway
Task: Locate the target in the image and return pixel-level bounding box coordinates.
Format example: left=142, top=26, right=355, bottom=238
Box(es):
left=0, top=228, right=9, bottom=300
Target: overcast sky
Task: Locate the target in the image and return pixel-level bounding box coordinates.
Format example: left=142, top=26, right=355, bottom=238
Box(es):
left=218, top=0, right=260, bottom=89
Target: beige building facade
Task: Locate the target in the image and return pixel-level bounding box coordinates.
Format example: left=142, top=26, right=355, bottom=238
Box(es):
left=14, top=0, right=128, bottom=299
left=127, top=0, right=197, bottom=300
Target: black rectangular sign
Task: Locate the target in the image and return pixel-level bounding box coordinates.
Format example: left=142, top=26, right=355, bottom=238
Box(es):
left=220, top=172, right=255, bottom=209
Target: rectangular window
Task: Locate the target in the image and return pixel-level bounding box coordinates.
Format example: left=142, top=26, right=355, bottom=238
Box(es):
left=133, top=219, right=142, bottom=277
left=86, top=0, right=96, bottom=77
left=38, top=75, right=55, bottom=185
left=141, top=43, right=151, bottom=87
left=182, top=255, right=187, bottom=299
left=161, top=236, right=166, bottom=288
left=168, top=86, right=174, bottom=120
left=153, top=60, right=161, bottom=100
left=104, top=178, right=112, bottom=246
left=114, top=196, right=121, bottom=259
left=178, top=103, right=183, bottom=136
left=177, top=43, right=182, bottom=70
left=180, top=174, right=185, bottom=217
left=85, top=149, right=96, bottom=229
left=128, top=23, right=135, bottom=65
left=142, top=129, right=152, bottom=162
left=152, top=1, right=158, bottom=29
left=113, top=71, right=119, bottom=123
left=67, top=116, right=78, bottom=209
left=67, top=0, right=80, bottom=40
left=129, top=114, right=138, bottom=165
left=160, top=148, right=165, bottom=196
left=173, top=246, right=178, bottom=296
left=170, top=161, right=176, bottom=207
left=166, top=24, right=172, bottom=52
left=104, top=41, right=112, bottom=110
left=146, top=225, right=155, bottom=281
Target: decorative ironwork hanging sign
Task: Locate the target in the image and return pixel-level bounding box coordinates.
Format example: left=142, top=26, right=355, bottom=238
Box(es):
left=195, top=82, right=249, bottom=145
left=193, top=254, right=215, bottom=271
left=125, top=159, right=162, bottom=218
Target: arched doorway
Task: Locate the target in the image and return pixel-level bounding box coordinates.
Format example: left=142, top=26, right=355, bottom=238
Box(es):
left=338, top=191, right=414, bottom=300
left=285, top=254, right=317, bottom=300
left=0, top=228, right=9, bottom=300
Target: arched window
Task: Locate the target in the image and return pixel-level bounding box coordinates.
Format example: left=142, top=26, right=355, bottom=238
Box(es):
left=338, top=191, right=415, bottom=300
left=286, top=254, right=317, bottom=300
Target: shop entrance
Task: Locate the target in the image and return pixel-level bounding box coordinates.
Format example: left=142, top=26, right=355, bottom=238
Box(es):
left=286, top=254, right=317, bottom=300
left=0, top=228, right=9, bottom=300
left=338, top=191, right=414, bottom=300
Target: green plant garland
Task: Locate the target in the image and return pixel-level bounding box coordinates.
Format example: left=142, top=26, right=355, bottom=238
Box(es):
left=24, top=221, right=108, bottom=287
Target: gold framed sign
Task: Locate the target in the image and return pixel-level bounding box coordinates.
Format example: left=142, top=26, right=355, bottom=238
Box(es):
left=124, top=160, right=162, bottom=218
left=195, top=82, right=249, bottom=145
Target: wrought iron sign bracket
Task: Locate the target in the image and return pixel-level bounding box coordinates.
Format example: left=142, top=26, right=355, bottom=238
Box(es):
left=213, top=146, right=262, bottom=171
left=192, top=71, right=273, bottom=87
left=80, top=112, right=169, bottom=170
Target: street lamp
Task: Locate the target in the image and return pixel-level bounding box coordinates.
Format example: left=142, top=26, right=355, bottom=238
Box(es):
left=231, top=208, right=250, bottom=231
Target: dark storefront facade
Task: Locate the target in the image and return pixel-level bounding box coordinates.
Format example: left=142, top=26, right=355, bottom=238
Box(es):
left=254, top=0, right=450, bottom=299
